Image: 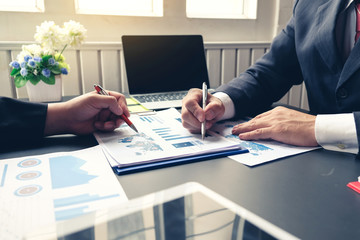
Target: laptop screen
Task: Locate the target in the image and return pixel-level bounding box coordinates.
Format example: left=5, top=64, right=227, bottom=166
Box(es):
left=122, top=35, right=209, bottom=94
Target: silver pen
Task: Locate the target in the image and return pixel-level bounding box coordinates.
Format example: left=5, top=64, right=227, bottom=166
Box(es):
left=201, top=82, right=208, bottom=140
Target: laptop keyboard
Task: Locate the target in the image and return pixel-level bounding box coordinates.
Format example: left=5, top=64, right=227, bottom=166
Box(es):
left=133, top=92, right=188, bottom=103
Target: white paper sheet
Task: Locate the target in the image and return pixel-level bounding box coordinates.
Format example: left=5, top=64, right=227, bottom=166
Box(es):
left=211, top=120, right=319, bottom=166
left=94, top=108, right=244, bottom=167
left=0, top=146, right=128, bottom=240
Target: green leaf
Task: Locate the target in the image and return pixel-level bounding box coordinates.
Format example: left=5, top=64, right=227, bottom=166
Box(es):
left=40, top=74, right=55, bottom=85
left=39, top=75, right=48, bottom=83
left=10, top=68, right=20, bottom=76
left=29, top=76, right=40, bottom=85
left=14, top=76, right=27, bottom=88
left=50, top=66, right=61, bottom=75
left=27, top=74, right=34, bottom=80
left=55, top=53, right=65, bottom=62
left=58, top=62, right=70, bottom=70
left=42, top=55, right=52, bottom=62
left=51, top=69, right=61, bottom=75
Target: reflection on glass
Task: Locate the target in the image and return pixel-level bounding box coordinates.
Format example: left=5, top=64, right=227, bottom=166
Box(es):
left=59, top=191, right=281, bottom=240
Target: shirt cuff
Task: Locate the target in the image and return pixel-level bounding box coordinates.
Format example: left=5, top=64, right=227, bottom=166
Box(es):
left=315, top=113, right=359, bottom=154
left=213, top=92, right=235, bottom=120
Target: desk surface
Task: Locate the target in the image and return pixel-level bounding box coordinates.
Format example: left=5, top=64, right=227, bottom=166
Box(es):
left=1, top=134, right=360, bottom=240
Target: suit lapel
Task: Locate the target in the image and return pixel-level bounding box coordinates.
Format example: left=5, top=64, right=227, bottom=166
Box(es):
left=314, top=0, right=345, bottom=74
left=339, top=27, right=360, bottom=88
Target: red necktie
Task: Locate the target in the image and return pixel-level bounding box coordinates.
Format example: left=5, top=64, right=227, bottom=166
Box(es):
left=355, top=0, right=360, bottom=43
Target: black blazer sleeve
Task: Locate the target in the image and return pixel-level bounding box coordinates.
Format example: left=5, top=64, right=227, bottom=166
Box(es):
left=0, top=97, right=48, bottom=150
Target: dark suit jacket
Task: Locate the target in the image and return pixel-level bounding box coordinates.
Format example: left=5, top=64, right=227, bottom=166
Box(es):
left=217, top=0, right=360, bottom=150
left=0, top=97, right=47, bottom=150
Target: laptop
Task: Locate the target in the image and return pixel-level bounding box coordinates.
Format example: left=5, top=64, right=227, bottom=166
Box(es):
left=122, top=35, right=210, bottom=110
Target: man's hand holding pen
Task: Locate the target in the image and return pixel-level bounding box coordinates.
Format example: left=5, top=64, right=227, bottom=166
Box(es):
left=181, top=88, right=318, bottom=147
left=181, top=87, right=225, bottom=135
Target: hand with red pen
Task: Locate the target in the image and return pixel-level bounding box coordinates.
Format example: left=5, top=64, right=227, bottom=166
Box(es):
left=94, top=84, right=138, bottom=133
left=44, top=89, right=132, bottom=136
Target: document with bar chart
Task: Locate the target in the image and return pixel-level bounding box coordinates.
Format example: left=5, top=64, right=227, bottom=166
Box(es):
left=211, top=121, right=319, bottom=166
left=94, top=108, right=247, bottom=173
left=0, top=146, right=127, bottom=240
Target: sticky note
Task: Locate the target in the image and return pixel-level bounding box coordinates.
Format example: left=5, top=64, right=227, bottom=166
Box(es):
left=126, top=98, right=139, bottom=105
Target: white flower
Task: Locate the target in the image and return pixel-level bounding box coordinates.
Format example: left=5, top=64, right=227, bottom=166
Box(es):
left=34, top=21, right=65, bottom=50
left=16, top=44, right=38, bottom=62
left=33, top=20, right=87, bottom=52
left=16, top=44, right=48, bottom=63
left=16, top=52, right=28, bottom=63
left=42, top=47, right=55, bottom=56
left=10, top=20, right=87, bottom=88
left=23, top=44, right=42, bottom=56
left=63, top=20, right=87, bottom=47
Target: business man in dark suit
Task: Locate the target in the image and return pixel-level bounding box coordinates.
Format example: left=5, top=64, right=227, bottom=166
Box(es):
left=182, top=0, right=360, bottom=154
left=0, top=91, right=129, bottom=149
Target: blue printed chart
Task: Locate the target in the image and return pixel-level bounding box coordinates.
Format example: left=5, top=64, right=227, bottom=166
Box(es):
left=211, top=121, right=318, bottom=166
left=0, top=146, right=127, bottom=240
left=95, top=108, right=243, bottom=167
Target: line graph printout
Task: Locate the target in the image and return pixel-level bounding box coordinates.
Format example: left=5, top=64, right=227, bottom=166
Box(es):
left=0, top=146, right=127, bottom=240
left=94, top=108, right=244, bottom=167
left=211, top=121, right=318, bottom=166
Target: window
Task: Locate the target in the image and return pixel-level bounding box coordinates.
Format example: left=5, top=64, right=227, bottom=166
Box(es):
left=74, top=0, right=163, bottom=17
left=186, top=0, right=257, bottom=19
left=0, top=0, right=44, bottom=12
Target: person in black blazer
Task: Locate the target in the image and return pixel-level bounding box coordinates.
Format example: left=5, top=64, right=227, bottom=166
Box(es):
left=181, top=0, right=360, bottom=155
left=0, top=91, right=129, bottom=149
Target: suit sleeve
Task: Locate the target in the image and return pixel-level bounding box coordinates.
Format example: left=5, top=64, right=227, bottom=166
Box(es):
left=216, top=16, right=303, bottom=118
left=0, top=97, right=48, bottom=149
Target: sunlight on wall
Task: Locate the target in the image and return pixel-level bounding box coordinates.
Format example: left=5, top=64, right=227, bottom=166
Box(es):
left=74, top=0, right=163, bottom=17
left=0, top=0, right=44, bottom=12
left=186, top=0, right=257, bottom=19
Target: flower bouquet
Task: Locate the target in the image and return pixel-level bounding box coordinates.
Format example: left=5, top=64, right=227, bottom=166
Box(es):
left=9, top=20, right=87, bottom=101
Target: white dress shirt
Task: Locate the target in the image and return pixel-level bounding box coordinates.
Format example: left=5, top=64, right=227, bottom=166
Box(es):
left=213, top=0, right=359, bottom=154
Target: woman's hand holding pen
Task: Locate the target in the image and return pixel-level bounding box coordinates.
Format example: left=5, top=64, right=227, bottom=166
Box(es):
left=44, top=91, right=129, bottom=136
left=181, top=88, right=225, bottom=133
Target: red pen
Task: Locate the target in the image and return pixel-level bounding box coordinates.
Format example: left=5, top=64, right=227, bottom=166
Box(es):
left=94, top=84, right=139, bottom=133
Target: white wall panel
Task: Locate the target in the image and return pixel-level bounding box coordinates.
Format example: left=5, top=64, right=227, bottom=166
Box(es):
left=0, top=51, right=13, bottom=98
left=101, top=50, right=122, bottom=93
left=120, top=50, right=129, bottom=93
left=62, top=50, right=82, bottom=96
left=206, top=49, right=221, bottom=89
left=278, top=92, right=290, bottom=105
left=300, top=82, right=309, bottom=110
left=0, top=41, right=309, bottom=110
left=251, top=48, right=266, bottom=64
left=289, top=84, right=303, bottom=107
left=236, top=49, right=251, bottom=76
left=221, top=49, right=236, bottom=84
left=80, top=50, right=101, bottom=94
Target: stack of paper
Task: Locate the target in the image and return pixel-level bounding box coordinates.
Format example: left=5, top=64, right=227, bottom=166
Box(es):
left=94, top=108, right=247, bottom=174
left=0, top=146, right=127, bottom=240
